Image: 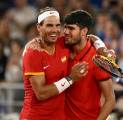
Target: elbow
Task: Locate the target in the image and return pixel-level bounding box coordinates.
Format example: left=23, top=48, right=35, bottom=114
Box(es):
left=35, top=93, right=48, bottom=101
left=35, top=90, right=49, bottom=101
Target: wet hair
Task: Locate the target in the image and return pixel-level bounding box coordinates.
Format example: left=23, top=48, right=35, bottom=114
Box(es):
left=38, top=7, right=58, bottom=25
left=64, top=10, right=93, bottom=29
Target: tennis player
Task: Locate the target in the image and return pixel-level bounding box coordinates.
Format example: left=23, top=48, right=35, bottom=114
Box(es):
left=20, top=7, right=89, bottom=120
left=64, top=10, right=116, bottom=120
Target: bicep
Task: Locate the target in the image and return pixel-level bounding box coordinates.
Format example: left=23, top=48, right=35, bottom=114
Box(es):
left=29, top=75, right=46, bottom=97
left=99, top=79, right=115, bottom=100
left=29, top=75, right=59, bottom=101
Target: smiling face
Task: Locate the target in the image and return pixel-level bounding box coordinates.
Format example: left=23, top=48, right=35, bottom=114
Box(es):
left=37, top=16, right=61, bottom=44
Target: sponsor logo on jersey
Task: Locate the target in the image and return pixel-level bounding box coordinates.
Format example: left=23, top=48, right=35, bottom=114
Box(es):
left=43, top=65, right=49, bottom=69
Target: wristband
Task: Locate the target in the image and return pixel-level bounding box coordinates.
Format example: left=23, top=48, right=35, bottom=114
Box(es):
left=65, top=76, right=73, bottom=85
left=54, top=78, right=71, bottom=94
left=94, top=39, right=105, bottom=50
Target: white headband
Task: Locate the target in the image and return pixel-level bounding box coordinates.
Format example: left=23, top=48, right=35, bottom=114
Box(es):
left=38, top=10, right=60, bottom=24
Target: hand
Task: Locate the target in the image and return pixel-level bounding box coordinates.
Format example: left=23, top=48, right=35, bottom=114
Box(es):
left=105, top=49, right=116, bottom=60
left=69, top=61, right=89, bottom=82
left=87, top=34, right=101, bottom=43
left=97, top=48, right=116, bottom=61
left=87, top=34, right=116, bottom=60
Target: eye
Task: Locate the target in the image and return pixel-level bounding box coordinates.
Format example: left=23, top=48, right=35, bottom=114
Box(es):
left=46, top=24, right=53, bottom=27
left=56, top=24, right=61, bottom=27
left=68, top=26, right=75, bottom=30
left=64, top=25, right=75, bottom=30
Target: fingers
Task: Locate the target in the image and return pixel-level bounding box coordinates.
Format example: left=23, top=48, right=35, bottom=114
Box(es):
left=107, top=49, right=116, bottom=58
left=79, top=62, right=89, bottom=74
left=70, top=61, right=89, bottom=81
left=87, top=34, right=100, bottom=41
left=80, top=69, right=85, bottom=74
left=74, top=61, right=89, bottom=75
left=82, top=71, right=88, bottom=76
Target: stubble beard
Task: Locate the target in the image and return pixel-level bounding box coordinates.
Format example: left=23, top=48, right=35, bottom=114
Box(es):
left=65, top=38, right=81, bottom=46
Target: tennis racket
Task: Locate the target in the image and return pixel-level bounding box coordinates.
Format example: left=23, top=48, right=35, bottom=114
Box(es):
left=93, top=55, right=123, bottom=78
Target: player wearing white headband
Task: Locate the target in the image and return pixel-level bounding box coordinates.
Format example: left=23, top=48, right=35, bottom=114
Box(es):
left=38, top=10, right=60, bottom=24
left=20, top=7, right=88, bottom=120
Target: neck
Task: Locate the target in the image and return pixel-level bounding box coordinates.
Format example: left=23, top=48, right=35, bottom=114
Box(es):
left=73, top=37, right=87, bottom=53
left=39, top=36, right=55, bottom=55
left=70, top=37, right=87, bottom=59
left=45, top=43, right=55, bottom=55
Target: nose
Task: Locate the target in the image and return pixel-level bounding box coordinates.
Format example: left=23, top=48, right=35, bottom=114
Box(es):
left=64, top=28, right=70, bottom=35
left=52, top=26, right=60, bottom=33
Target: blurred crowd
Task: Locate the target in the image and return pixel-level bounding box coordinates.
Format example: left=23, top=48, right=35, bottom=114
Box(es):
left=0, top=0, right=123, bottom=119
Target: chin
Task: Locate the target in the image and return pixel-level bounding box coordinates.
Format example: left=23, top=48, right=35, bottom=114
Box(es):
left=47, top=39, right=57, bottom=44
left=65, top=40, right=80, bottom=46
left=51, top=39, right=57, bottom=42
left=65, top=39, right=74, bottom=45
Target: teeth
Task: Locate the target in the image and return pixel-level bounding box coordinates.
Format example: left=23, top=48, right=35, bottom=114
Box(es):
left=50, top=35, right=57, bottom=37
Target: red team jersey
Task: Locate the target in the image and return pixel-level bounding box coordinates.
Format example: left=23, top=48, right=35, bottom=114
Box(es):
left=65, top=40, right=111, bottom=120
left=20, top=37, right=69, bottom=120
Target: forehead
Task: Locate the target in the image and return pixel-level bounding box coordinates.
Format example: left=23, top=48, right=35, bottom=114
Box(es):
left=64, top=24, right=79, bottom=28
left=43, top=16, right=60, bottom=24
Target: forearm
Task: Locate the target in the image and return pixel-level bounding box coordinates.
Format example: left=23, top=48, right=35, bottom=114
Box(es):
left=35, top=77, right=73, bottom=101
left=88, top=35, right=108, bottom=55
left=97, top=98, right=115, bottom=120
left=31, top=62, right=88, bottom=101
left=97, top=79, right=116, bottom=120
left=92, top=37, right=108, bottom=56
left=88, top=34, right=106, bottom=49
left=36, top=84, right=59, bottom=101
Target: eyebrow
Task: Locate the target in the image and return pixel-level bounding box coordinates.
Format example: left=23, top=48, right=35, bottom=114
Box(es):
left=46, top=23, right=61, bottom=27
left=64, top=25, right=75, bottom=30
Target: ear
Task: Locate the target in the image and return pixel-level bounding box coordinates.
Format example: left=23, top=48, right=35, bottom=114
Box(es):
left=37, top=24, right=42, bottom=33
left=81, top=27, right=88, bottom=36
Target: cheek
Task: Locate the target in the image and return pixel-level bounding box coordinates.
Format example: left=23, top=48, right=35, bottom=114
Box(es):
left=72, top=32, right=80, bottom=39
left=57, top=29, right=61, bottom=34
left=42, top=29, right=49, bottom=36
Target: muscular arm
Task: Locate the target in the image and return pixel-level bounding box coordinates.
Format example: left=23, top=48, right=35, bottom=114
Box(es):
left=97, top=79, right=116, bottom=120
left=29, top=75, right=59, bottom=101
left=29, top=62, right=88, bottom=101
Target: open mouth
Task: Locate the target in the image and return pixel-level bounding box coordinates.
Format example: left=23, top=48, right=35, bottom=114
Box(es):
left=49, top=34, right=57, bottom=39
left=50, top=34, right=59, bottom=38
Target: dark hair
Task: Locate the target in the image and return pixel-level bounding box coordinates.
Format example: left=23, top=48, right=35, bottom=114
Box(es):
left=38, top=7, right=58, bottom=25
left=64, top=10, right=93, bottom=29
